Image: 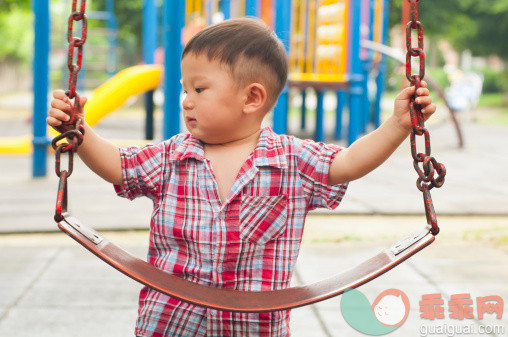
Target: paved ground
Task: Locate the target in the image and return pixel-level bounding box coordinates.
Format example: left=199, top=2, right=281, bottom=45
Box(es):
left=0, top=94, right=507, bottom=336
left=0, top=217, right=507, bottom=337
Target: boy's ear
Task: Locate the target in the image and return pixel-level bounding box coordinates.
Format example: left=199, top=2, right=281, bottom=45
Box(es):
left=243, top=83, right=267, bottom=115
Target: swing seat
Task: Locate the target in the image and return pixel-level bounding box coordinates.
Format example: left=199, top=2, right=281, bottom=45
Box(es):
left=58, top=213, right=434, bottom=313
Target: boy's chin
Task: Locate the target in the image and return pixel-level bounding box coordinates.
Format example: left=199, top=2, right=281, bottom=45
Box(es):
left=187, top=129, right=219, bottom=144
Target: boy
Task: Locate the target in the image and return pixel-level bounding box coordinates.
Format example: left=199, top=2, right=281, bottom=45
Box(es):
left=47, top=18, right=435, bottom=337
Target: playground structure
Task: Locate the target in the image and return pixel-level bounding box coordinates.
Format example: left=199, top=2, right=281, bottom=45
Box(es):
left=81, top=0, right=119, bottom=87
left=1, top=0, right=390, bottom=178
left=287, top=0, right=388, bottom=143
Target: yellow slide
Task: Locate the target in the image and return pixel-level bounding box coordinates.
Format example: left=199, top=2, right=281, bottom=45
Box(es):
left=0, top=64, right=162, bottom=155
left=84, top=64, right=162, bottom=127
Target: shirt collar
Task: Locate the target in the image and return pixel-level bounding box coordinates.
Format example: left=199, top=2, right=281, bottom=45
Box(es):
left=252, top=126, right=287, bottom=168
left=169, top=134, right=206, bottom=162
left=168, top=127, right=287, bottom=168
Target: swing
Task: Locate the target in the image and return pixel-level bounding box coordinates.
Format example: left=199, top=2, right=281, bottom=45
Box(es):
left=52, top=0, right=445, bottom=313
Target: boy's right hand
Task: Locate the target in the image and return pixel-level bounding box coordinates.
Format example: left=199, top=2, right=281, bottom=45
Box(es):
left=47, top=90, right=87, bottom=133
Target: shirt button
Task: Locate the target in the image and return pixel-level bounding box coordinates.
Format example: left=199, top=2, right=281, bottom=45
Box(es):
left=210, top=309, right=217, bottom=317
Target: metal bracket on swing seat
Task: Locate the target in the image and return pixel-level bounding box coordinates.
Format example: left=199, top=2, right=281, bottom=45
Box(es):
left=60, top=214, right=103, bottom=245
left=390, top=225, right=432, bottom=255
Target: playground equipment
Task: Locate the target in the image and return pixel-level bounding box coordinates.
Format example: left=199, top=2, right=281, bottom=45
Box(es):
left=24, top=0, right=388, bottom=177
left=0, top=64, right=161, bottom=155
left=49, top=0, right=446, bottom=314
left=82, top=0, right=119, bottom=87
left=288, top=0, right=388, bottom=143
left=78, top=64, right=161, bottom=127
left=289, top=0, right=349, bottom=83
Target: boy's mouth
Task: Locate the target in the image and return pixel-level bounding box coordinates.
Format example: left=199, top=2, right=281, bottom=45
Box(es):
left=185, top=116, right=197, bottom=124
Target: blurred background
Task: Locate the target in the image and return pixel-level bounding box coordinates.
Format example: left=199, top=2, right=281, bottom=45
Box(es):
left=1, top=0, right=507, bottom=117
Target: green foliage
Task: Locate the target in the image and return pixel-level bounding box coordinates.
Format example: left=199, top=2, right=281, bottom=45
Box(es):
left=86, top=0, right=144, bottom=66
left=0, top=0, right=30, bottom=11
left=389, top=0, right=508, bottom=60
left=111, top=0, right=144, bottom=66
left=384, top=57, right=403, bottom=92
left=426, top=67, right=450, bottom=90
left=0, top=8, right=33, bottom=63
left=478, top=93, right=505, bottom=108
left=480, top=67, right=506, bottom=94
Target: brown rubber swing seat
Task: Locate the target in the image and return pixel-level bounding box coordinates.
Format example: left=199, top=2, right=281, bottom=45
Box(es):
left=58, top=214, right=434, bottom=313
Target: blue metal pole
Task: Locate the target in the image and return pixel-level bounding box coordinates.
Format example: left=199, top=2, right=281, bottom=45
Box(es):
left=163, top=0, right=185, bottom=139
left=106, top=0, right=119, bottom=77
left=143, top=0, right=157, bottom=64
left=143, top=0, right=158, bottom=140
left=362, top=0, right=375, bottom=133
left=315, top=90, right=325, bottom=142
left=335, top=89, right=347, bottom=140
left=221, top=0, right=231, bottom=20
left=347, top=0, right=364, bottom=145
left=273, top=0, right=291, bottom=134
left=245, top=0, right=259, bottom=17
left=32, top=0, right=50, bottom=178
left=373, top=0, right=390, bottom=128
left=207, top=0, right=214, bottom=24
left=300, top=90, right=306, bottom=130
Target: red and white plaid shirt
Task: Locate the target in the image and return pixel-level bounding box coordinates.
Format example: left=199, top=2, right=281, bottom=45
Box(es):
left=115, top=127, right=347, bottom=337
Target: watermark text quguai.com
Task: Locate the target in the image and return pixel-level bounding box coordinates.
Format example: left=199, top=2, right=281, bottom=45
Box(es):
left=419, top=323, right=505, bottom=337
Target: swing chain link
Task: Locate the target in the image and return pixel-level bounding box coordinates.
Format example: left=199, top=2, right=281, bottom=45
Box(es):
left=52, top=0, right=88, bottom=221
left=405, top=0, right=446, bottom=235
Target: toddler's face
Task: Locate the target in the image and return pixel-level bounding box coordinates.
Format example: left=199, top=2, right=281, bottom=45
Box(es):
left=181, top=53, right=246, bottom=144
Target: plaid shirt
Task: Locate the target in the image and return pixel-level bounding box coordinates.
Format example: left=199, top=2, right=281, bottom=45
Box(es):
left=115, top=127, right=347, bottom=337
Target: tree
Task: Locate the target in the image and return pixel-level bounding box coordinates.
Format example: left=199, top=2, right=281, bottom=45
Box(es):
left=0, top=0, right=32, bottom=63
left=390, top=0, right=508, bottom=60
left=0, top=0, right=30, bottom=11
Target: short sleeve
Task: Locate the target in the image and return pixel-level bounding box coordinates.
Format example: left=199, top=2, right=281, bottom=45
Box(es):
left=114, top=143, right=165, bottom=201
left=297, top=139, right=348, bottom=211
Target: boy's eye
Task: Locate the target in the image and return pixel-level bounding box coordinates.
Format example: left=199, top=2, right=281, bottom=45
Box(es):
left=195, top=88, right=204, bottom=93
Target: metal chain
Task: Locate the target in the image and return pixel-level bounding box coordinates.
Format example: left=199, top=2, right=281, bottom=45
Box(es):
left=405, top=0, right=446, bottom=235
left=51, top=0, right=88, bottom=222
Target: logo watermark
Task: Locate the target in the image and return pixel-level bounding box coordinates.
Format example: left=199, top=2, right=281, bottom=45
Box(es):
left=340, top=289, right=505, bottom=336
left=340, top=288, right=410, bottom=335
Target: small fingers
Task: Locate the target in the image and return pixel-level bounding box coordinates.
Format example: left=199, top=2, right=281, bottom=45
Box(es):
left=422, top=103, right=436, bottom=115
left=415, top=95, right=432, bottom=106
left=48, top=107, right=71, bottom=123
left=50, top=98, right=72, bottom=113
left=53, top=89, right=69, bottom=101
left=395, top=85, right=416, bottom=100
left=47, top=115, right=64, bottom=128
left=416, top=87, right=430, bottom=97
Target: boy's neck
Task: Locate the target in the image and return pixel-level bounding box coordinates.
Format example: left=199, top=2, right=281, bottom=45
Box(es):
left=204, top=128, right=262, bottom=150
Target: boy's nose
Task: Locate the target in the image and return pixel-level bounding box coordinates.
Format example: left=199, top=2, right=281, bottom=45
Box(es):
left=182, top=95, right=194, bottom=110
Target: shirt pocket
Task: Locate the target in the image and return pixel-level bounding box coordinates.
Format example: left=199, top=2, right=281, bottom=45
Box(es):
left=239, top=195, right=288, bottom=245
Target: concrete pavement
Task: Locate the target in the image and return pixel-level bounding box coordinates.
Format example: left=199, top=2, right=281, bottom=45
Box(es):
left=0, top=216, right=507, bottom=336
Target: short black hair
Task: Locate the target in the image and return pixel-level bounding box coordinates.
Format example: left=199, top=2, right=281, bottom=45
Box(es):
left=182, top=17, right=288, bottom=109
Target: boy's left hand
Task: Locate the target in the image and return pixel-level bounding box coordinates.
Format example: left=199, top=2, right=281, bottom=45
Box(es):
left=393, top=81, right=436, bottom=132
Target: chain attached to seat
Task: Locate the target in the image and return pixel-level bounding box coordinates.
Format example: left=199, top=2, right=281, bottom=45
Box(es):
left=405, top=0, right=446, bottom=235
left=52, top=0, right=88, bottom=222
